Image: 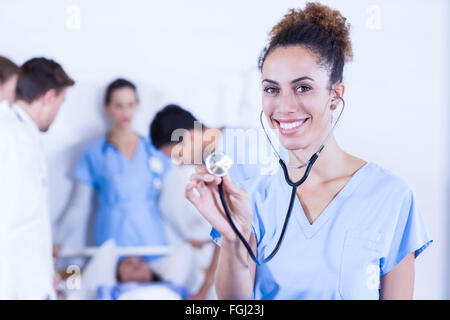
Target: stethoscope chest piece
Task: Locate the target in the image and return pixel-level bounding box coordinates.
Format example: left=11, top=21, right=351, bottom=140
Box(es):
left=205, top=152, right=233, bottom=177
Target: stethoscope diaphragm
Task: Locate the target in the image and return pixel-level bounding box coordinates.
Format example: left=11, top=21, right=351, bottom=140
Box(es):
left=205, top=152, right=233, bottom=177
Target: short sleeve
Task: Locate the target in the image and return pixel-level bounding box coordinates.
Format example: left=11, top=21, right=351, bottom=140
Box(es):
left=380, top=189, right=433, bottom=276
left=74, top=148, right=97, bottom=188
left=210, top=228, right=222, bottom=247
left=209, top=224, right=259, bottom=248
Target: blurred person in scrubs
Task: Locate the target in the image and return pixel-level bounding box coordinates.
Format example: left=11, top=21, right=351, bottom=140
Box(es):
left=186, top=3, right=432, bottom=300
left=0, top=56, right=19, bottom=110
left=0, top=57, right=74, bottom=299
left=54, top=79, right=171, bottom=262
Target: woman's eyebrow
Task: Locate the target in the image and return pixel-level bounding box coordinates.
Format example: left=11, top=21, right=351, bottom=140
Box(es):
left=262, top=79, right=278, bottom=85
left=291, top=76, right=314, bottom=83
left=262, top=76, right=314, bottom=84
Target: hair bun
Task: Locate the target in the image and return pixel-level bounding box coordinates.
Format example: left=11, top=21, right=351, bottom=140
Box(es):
left=269, top=2, right=353, bottom=62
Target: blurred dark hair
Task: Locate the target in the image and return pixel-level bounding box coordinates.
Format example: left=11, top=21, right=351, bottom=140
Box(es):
left=150, top=104, right=199, bottom=149
left=104, top=78, right=137, bottom=106
left=0, top=56, right=19, bottom=84
left=116, top=258, right=162, bottom=283
left=15, top=57, right=74, bottom=103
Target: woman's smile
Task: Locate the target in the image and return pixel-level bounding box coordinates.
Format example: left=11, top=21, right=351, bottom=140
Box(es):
left=272, top=117, right=310, bottom=136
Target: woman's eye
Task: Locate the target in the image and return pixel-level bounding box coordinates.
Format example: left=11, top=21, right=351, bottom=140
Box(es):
left=296, top=85, right=311, bottom=93
left=264, top=87, right=279, bottom=95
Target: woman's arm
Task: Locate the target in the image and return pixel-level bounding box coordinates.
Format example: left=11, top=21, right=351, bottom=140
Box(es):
left=379, top=252, right=415, bottom=300
left=187, top=245, right=220, bottom=299
left=215, top=234, right=257, bottom=300
left=185, top=166, right=256, bottom=300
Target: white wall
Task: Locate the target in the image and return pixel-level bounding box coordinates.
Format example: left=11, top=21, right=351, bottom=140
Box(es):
left=0, top=0, right=448, bottom=299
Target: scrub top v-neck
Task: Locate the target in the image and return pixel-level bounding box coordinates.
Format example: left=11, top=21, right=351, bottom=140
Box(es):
left=74, top=136, right=171, bottom=252
left=212, top=162, right=432, bottom=300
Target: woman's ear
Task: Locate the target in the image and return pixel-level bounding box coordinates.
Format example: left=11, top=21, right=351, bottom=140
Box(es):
left=331, top=82, right=345, bottom=100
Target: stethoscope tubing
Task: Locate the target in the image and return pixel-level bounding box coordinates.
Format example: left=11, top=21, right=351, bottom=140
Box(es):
left=219, top=154, right=319, bottom=266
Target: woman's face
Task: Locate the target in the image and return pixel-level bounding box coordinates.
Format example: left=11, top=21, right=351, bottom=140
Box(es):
left=105, top=87, right=138, bottom=128
left=118, top=256, right=153, bottom=283
left=261, top=45, right=341, bottom=152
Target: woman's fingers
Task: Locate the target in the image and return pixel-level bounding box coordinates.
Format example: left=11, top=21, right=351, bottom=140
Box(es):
left=186, top=179, right=219, bottom=206
left=190, top=172, right=222, bottom=185
left=196, top=181, right=211, bottom=198
left=195, top=164, right=207, bottom=173
left=185, top=181, right=201, bottom=206
left=222, top=175, right=242, bottom=195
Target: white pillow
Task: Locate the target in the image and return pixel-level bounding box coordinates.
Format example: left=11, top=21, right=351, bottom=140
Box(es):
left=65, top=240, right=118, bottom=300
left=117, top=285, right=182, bottom=300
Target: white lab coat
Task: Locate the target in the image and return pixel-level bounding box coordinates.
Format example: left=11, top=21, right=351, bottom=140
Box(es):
left=0, top=102, right=55, bottom=299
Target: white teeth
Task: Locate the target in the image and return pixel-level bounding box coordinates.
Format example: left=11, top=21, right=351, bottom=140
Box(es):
left=279, top=119, right=306, bottom=130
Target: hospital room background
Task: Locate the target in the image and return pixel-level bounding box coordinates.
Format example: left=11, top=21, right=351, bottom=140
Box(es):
left=0, top=0, right=448, bottom=299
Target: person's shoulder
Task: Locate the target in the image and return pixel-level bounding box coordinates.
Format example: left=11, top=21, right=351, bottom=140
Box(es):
left=80, top=137, right=107, bottom=156
left=0, top=108, right=29, bottom=145
left=364, top=162, right=413, bottom=197
left=85, top=136, right=107, bottom=149
left=0, top=113, right=19, bottom=134
left=140, top=135, right=163, bottom=155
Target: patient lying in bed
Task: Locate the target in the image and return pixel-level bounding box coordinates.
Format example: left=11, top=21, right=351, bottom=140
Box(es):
left=95, top=256, right=191, bottom=300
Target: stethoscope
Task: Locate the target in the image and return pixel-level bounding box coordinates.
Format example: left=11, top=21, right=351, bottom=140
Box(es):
left=205, top=96, right=345, bottom=265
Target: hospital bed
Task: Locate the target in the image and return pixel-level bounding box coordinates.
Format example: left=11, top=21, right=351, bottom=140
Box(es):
left=56, top=240, right=180, bottom=300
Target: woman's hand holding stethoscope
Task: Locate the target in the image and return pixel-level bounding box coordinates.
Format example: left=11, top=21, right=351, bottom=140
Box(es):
left=185, top=165, right=253, bottom=244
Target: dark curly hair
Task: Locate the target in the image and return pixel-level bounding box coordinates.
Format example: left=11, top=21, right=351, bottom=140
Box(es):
left=258, top=2, right=353, bottom=87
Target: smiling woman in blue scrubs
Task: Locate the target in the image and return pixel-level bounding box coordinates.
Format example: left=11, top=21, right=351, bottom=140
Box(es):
left=186, top=3, right=432, bottom=300
left=73, top=79, right=170, bottom=252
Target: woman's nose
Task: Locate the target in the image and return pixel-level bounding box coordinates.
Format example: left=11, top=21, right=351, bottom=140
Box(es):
left=277, top=91, right=299, bottom=113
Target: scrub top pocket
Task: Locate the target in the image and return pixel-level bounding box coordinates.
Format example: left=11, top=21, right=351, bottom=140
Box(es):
left=338, top=230, right=383, bottom=300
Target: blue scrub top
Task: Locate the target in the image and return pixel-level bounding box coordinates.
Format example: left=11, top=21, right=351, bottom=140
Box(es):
left=212, top=162, right=432, bottom=300
left=74, top=136, right=171, bottom=251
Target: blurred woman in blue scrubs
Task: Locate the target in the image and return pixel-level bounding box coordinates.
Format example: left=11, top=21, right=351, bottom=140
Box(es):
left=55, top=79, right=170, bottom=258
left=186, top=3, right=432, bottom=300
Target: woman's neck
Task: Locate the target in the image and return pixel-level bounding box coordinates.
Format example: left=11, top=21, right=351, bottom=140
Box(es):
left=108, top=125, right=136, bottom=143
left=286, top=135, right=347, bottom=186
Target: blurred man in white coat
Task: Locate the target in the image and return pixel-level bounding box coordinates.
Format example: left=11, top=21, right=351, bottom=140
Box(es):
left=0, top=57, right=74, bottom=299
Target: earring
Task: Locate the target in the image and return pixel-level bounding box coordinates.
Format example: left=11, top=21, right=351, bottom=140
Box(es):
left=330, top=104, right=337, bottom=110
